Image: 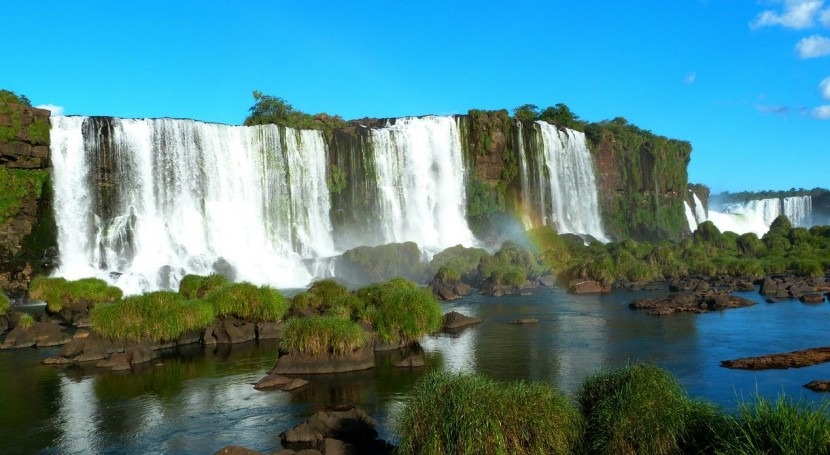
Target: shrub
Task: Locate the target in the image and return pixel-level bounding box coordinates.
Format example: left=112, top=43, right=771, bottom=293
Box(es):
left=90, top=291, right=214, bottom=342
left=280, top=316, right=365, bottom=356
left=791, top=259, right=824, bottom=278
left=434, top=264, right=462, bottom=283
left=178, top=274, right=229, bottom=299
left=204, top=282, right=288, bottom=322
left=362, top=279, right=443, bottom=343
left=341, top=242, right=424, bottom=282
left=396, top=371, right=582, bottom=455
left=736, top=233, right=764, bottom=257
left=17, top=312, right=35, bottom=329
left=503, top=266, right=527, bottom=287
left=427, top=244, right=489, bottom=279
left=715, top=395, right=830, bottom=455
left=0, top=291, right=9, bottom=316
left=577, top=363, right=718, bottom=455
left=29, top=276, right=122, bottom=312
left=291, top=279, right=350, bottom=312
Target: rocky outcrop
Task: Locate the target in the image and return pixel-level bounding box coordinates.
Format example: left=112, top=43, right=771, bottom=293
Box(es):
left=0, top=94, right=55, bottom=294
left=442, top=311, right=481, bottom=331
left=721, top=347, right=830, bottom=370
left=804, top=380, right=830, bottom=392
left=270, top=348, right=375, bottom=375
left=630, top=292, right=756, bottom=315
left=394, top=354, right=425, bottom=368
left=0, top=320, right=70, bottom=349
left=761, top=276, right=830, bottom=300
left=568, top=280, right=610, bottom=294
left=254, top=374, right=309, bottom=391
left=279, top=407, right=391, bottom=454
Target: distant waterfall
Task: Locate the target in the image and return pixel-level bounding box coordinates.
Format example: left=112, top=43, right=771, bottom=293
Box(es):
left=50, top=117, right=334, bottom=294
left=684, top=202, right=698, bottom=232
left=783, top=196, right=812, bottom=226
left=369, top=116, right=475, bottom=253
left=522, top=121, right=607, bottom=241
left=705, top=195, right=813, bottom=236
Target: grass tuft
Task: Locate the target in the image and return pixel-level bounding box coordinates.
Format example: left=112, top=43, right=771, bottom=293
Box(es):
left=17, top=312, right=35, bottom=330
left=355, top=278, right=442, bottom=343
left=204, top=282, right=288, bottom=322
left=0, top=291, right=9, bottom=316
left=280, top=315, right=365, bottom=356
left=28, top=276, right=122, bottom=313
left=178, top=274, right=229, bottom=299
left=90, top=291, right=214, bottom=342
left=396, top=371, right=582, bottom=455
left=291, top=279, right=350, bottom=312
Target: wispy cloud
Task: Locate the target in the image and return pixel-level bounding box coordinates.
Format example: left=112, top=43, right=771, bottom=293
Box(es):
left=683, top=72, right=697, bottom=85
left=751, top=0, right=828, bottom=29
left=35, top=104, right=64, bottom=116
left=755, top=104, right=793, bottom=114
left=812, top=105, right=830, bottom=118
left=820, top=77, right=830, bottom=99
left=795, top=34, right=830, bottom=57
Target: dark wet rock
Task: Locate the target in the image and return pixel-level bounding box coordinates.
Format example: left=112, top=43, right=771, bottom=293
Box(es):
left=372, top=336, right=408, bottom=352
left=508, top=318, right=539, bottom=324
left=394, top=355, right=425, bottom=368
left=442, top=311, right=481, bottom=330
left=254, top=374, right=308, bottom=391
left=280, top=407, right=378, bottom=446
left=282, top=378, right=310, bottom=391
left=256, top=321, right=284, bottom=340
left=271, top=347, right=375, bottom=375
left=760, top=275, right=830, bottom=299
left=630, top=292, right=756, bottom=315
left=804, top=380, right=830, bottom=392
left=568, top=280, right=609, bottom=294
left=126, top=344, right=158, bottom=365
left=800, top=293, right=825, bottom=304
left=0, top=314, right=9, bottom=333
left=538, top=274, right=555, bottom=287
left=669, top=278, right=710, bottom=293
left=454, top=282, right=472, bottom=296
left=204, top=317, right=257, bottom=345
left=96, top=352, right=131, bottom=371
left=1, top=321, right=70, bottom=349
left=765, top=297, right=782, bottom=304
left=213, top=446, right=266, bottom=455
left=721, top=346, right=830, bottom=370
left=176, top=329, right=203, bottom=346
left=0, top=325, right=35, bottom=349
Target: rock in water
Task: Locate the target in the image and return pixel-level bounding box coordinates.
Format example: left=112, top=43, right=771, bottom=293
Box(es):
left=442, top=311, right=481, bottom=330
left=804, top=380, right=830, bottom=392
left=721, top=347, right=830, bottom=370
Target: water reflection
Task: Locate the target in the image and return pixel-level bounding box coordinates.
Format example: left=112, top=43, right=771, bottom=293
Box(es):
left=2, top=287, right=830, bottom=453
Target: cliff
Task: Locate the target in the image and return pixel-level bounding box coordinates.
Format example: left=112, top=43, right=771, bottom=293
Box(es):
left=0, top=91, right=56, bottom=294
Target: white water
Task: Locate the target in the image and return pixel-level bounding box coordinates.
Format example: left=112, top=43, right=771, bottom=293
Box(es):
left=515, top=121, right=533, bottom=229
left=532, top=121, right=607, bottom=241
left=50, top=117, right=335, bottom=294
left=684, top=201, right=698, bottom=232
left=369, top=116, right=475, bottom=254
left=705, top=196, right=813, bottom=236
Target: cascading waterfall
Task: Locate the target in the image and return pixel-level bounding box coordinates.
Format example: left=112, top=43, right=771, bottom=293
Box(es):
left=528, top=121, right=607, bottom=241
left=783, top=195, right=812, bottom=227
left=706, top=195, right=813, bottom=236
left=684, top=201, right=698, bottom=232
left=369, top=116, right=475, bottom=254
left=50, top=116, right=334, bottom=294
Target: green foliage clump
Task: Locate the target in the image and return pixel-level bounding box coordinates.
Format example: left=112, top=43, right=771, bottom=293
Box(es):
left=243, top=90, right=347, bottom=131
left=435, top=265, right=462, bottom=283
left=342, top=242, right=424, bottom=282
left=791, top=258, right=824, bottom=278
left=90, top=291, right=214, bottom=342
left=280, top=315, right=365, bottom=356
left=427, top=245, right=490, bottom=280
left=355, top=278, right=442, bottom=343
left=577, top=363, right=720, bottom=455
left=17, top=312, right=35, bottom=330
left=204, top=282, right=288, bottom=322
left=178, top=274, right=229, bottom=299
left=29, top=276, right=122, bottom=313
left=0, top=168, right=49, bottom=226
left=327, top=163, right=347, bottom=194
left=465, top=177, right=503, bottom=221
left=715, top=395, right=830, bottom=455
left=291, top=279, right=351, bottom=312
left=396, top=371, right=583, bottom=455
left=0, top=291, right=9, bottom=316
left=478, top=241, right=546, bottom=285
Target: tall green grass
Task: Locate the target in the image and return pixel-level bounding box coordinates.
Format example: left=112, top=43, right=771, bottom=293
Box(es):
left=17, top=312, right=35, bottom=329
left=90, top=291, right=214, bottom=342
left=291, top=279, right=350, bottom=312
left=280, top=315, right=365, bottom=356
left=178, top=274, right=229, bottom=299
left=29, top=277, right=122, bottom=312
left=577, top=363, right=720, bottom=455
left=715, top=394, right=830, bottom=454
left=203, top=282, right=288, bottom=322
left=396, top=371, right=582, bottom=455
left=0, top=291, right=9, bottom=316
left=355, top=278, right=442, bottom=343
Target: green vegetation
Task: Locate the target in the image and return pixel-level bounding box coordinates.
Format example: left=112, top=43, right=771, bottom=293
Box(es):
left=17, top=312, right=35, bottom=330
left=0, top=168, right=49, bottom=226
left=90, top=291, right=214, bottom=342
left=178, top=274, right=229, bottom=299
left=426, top=244, right=490, bottom=283
left=578, top=363, right=720, bottom=454
left=327, top=163, right=348, bottom=194
left=341, top=242, right=424, bottom=282
left=0, top=291, right=9, bottom=316
left=396, top=371, right=582, bottom=455
left=291, top=279, right=351, bottom=312
left=243, top=91, right=348, bottom=131
left=203, top=282, right=288, bottom=322
left=355, top=278, right=442, bottom=343
left=478, top=241, right=548, bottom=287
left=28, top=277, right=122, bottom=313
left=512, top=102, right=588, bottom=131
left=716, top=395, right=830, bottom=455
left=280, top=315, right=365, bottom=356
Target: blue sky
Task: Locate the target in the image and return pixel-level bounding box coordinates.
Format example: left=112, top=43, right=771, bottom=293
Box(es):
left=3, top=1, right=828, bottom=193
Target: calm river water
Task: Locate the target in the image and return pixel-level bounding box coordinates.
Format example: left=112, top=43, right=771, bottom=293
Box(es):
left=1, top=286, right=829, bottom=454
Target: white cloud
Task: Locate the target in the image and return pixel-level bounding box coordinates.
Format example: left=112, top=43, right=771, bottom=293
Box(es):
left=820, top=77, right=830, bottom=99
left=35, top=104, right=64, bottom=116
left=812, top=105, right=830, bottom=118
left=684, top=72, right=697, bottom=84
left=795, top=34, right=830, bottom=57
left=751, top=0, right=825, bottom=29
left=821, top=8, right=830, bottom=26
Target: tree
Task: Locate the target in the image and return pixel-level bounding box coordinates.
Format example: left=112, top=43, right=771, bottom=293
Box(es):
left=538, top=103, right=585, bottom=130
left=512, top=104, right=539, bottom=121
left=243, top=91, right=296, bottom=126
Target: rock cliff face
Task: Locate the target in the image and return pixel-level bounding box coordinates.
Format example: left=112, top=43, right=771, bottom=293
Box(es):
left=0, top=92, right=56, bottom=294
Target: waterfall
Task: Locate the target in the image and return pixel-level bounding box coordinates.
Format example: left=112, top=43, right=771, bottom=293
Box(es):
left=684, top=201, right=698, bottom=232
left=692, top=193, right=707, bottom=224
left=530, top=121, right=607, bottom=241
left=706, top=196, right=813, bottom=236
left=369, top=116, right=475, bottom=254
left=50, top=116, right=334, bottom=294
left=783, top=195, right=812, bottom=227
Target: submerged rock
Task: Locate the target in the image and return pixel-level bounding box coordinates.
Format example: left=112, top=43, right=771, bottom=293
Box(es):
left=804, top=380, right=830, bottom=392
left=271, top=348, right=375, bottom=375
left=394, top=355, right=425, bottom=368
left=255, top=374, right=309, bottom=391
left=508, top=318, right=539, bottom=324
left=721, top=346, right=830, bottom=370
left=630, top=292, right=755, bottom=315
left=800, top=293, right=825, bottom=304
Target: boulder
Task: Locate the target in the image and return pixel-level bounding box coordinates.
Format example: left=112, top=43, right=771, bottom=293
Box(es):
left=538, top=274, right=555, bottom=287
left=1, top=321, right=70, bottom=349
left=454, top=282, right=472, bottom=296
left=212, top=446, right=266, bottom=455
left=96, top=352, right=131, bottom=371
left=280, top=407, right=378, bottom=446
left=804, top=380, right=830, bottom=392
left=256, top=321, right=284, bottom=340
left=800, top=294, right=825, bottom=304
left=394, top=355, right=425, bottom=368
left=568, top=280, right=608, bottom=294
left=721, top=346, right=830, bottom=370
left=271, top=348, right=375, bottom=375
left=127, top=344, right=158, bottom=365
left=432, top=283, right=460, bottom=301
left=630, top=292, right=756, bottom=315
left=254, top=374, right=308, bottom=391
left=442, top=311, right=481, bottom=330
